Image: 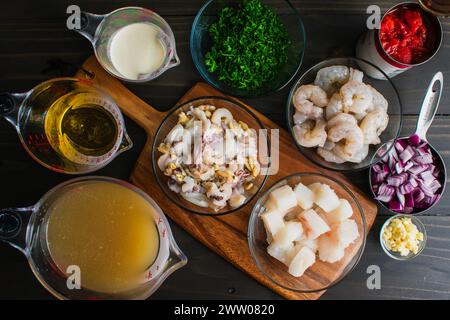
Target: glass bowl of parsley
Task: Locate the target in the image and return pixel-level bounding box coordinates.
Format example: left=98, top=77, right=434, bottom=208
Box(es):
left=190, top=0, right=305, bottom=98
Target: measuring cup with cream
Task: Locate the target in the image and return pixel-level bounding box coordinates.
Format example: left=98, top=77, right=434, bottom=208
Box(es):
left=73, top=7, right=180, bottom=82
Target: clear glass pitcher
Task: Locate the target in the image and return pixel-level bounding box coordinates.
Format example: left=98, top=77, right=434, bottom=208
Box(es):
left=74, top=6, right=180, bottom=82
left=0, top=78, right=133, bottom=174
left=0, top=176, right=187, bottom=300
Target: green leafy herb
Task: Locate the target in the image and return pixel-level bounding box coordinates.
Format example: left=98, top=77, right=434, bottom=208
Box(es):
left=205, top=0, right=291, bottom=91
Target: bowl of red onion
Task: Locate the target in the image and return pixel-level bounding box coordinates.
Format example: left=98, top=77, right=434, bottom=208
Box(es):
left=370, top=72, right=446, bottom=215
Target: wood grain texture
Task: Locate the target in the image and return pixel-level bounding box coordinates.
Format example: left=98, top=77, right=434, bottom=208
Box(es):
left=76, top=56, right=377, bottom=300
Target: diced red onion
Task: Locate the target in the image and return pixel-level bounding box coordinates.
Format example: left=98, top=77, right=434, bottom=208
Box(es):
left=389, top=199, right=403, bottom=211
left=409, top=165, right=428, bottom=175
left=412, top=188, right=425, bottom=203
left=414, top=154, right=433, bottom=164
left=400, top=146, right=414, bottom=163
left=396, top=188, right=405, bottom=206
left=409, top=134, right=421, bottom=146
left=405, top=193, right=414, bottom=208
left=409, top=176, right=418, bottom=187
left=371, top=136, right=442, bottom=213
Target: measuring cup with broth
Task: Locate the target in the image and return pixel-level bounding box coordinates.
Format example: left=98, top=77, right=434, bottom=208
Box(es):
left=0, top=78, right=132, bottom=174
left=73, top=7, right=180, bottom=82
left=0, top=176, right=187, bottom=300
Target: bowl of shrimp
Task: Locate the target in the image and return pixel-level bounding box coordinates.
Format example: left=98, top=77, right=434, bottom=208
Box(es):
left=286, top=57, right=403, bottom=172
left=152, top=96, right=270, bottom=216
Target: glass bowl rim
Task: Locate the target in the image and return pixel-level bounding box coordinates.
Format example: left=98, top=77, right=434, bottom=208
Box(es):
left=379, top=213, right=427, bottom=261
left=189, top=0, right=306, bottom=98
left=247, top=172, right=367, bottom=293
left=285, top=56, right=404, bottom=172
left=151, top=95, right=271, bottom=216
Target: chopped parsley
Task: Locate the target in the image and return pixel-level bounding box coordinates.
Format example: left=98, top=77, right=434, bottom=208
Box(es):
left=205, top=0, right=291, bottom=91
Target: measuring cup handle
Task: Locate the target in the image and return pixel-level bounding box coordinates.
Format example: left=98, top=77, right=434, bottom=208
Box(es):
left=0, top=207, right=32, bottom=254
left=415, top=72, right=444, bottom=141
left=74, top=11, right=105, bottom=43
left=0, top=93, right=26, bottom=128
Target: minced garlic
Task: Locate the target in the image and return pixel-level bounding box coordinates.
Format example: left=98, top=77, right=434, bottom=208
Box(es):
left=382, top=217, right=424, bottom=256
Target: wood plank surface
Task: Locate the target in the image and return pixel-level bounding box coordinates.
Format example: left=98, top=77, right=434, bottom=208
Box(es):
left=0, top=0, right=449, bottom=300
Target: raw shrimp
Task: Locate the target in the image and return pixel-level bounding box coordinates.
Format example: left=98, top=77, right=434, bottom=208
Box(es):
left=340, top=80, right=373, bottom=114
left=348, top=144, right=369, bottom=163
left=322, top=140, right=335, bottom=151
left=327, top=112, right=357, bottom=128
left=335, top=144, right=369, bottom=163
left=349, top=68, right=364, bottom=82
left=317, top=147, right=346, bottom=164
left=325, top=93, right=343, bottom=120
left=293, top=119, right=327, bottom=148
left=368, top=85, right=388, bottom=112
left=293, top=85, right=328, bottom=120
left=293, top=110, right=308, bottom=125
left=327, top=121, right=364, bottom=158
left=314, top=65, right=349, bottom=96
left=359, top=110, right=389, bottom=145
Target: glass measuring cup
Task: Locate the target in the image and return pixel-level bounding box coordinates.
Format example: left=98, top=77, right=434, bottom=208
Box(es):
left=0, top=78, right=133, bottom=174
left=0, top=176, right=187, bottom=300
left=74, top=7, right=180, bottom=82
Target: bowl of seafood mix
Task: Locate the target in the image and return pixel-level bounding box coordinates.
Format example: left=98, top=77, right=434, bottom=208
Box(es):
left=152, top=96, right=270, bottom=215
left=248, top=173, right=366, bottom=292
left=190, top=0, right=305, bottom=98
left=286, top=57, right=403, bottom=172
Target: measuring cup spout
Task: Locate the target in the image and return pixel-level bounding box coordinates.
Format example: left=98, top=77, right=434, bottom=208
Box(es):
left=0, top=92, right=26, bottom=128
left=118, top=131, right=133, bottom=155
left=166, top=52, right=181, bottom=70
left=415, top=72, right=444, bottom=141
left=161, top=238, right=188, bottom=280
left=74, top=11, right=106, bottom=44
left=0, top=207, right=33, bottom=255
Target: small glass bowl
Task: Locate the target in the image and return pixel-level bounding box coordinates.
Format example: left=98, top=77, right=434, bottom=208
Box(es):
left=286, top=57, right=403, bottom=172
left=248, top=173, right=367, bottom=293
left=380, top=214, right=427, bottom=261
left=151, top=96, right=270, bottom=216
left=190, top=0, right=305, bottom=98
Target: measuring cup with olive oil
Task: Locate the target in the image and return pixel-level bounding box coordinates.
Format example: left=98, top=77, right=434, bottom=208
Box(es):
left=0, top=78, right=132, bottom=174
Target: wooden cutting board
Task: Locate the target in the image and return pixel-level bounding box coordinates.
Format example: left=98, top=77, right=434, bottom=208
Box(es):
left=76, top=56, right=378, bottom=300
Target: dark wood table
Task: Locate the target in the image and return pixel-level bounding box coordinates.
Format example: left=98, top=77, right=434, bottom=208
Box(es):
left=1, top=0, right=449, bottom=300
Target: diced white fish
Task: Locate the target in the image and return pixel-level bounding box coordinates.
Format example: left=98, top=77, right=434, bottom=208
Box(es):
left=298, top=209, right=330, bottom=240
left=267, top=242, right=294, bottom=266
left=288, top=246, right=316, bottom=277
left=261, top=209, right=285, bottom=242
left=324, top=198, right=353, bottom=224
left=294, top=182, right=315, bottom=210
left=273, top=221, right=304, bottom=248
left=296, top=237, right=319, bottom=253
left=333, top=219, right=359, bottom=248
left=318, top=233, right=345, bottom=263
left=311, top=183, right=340, bottom=212
left=269, top=185, right=297, bottom=213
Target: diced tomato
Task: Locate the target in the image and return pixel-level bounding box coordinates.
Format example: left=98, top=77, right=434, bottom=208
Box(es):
left=380, top=7, right=432, bottom=64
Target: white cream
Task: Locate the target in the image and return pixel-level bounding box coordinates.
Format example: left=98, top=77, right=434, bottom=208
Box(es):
left=109, top=23, right=166, bottom=80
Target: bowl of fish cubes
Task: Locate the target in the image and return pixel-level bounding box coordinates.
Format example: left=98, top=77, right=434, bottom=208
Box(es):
left=248, top=173, right=366, bottom=292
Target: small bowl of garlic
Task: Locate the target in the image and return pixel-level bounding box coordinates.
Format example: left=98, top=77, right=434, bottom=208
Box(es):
left=380, top=214, right=427, bottom=261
